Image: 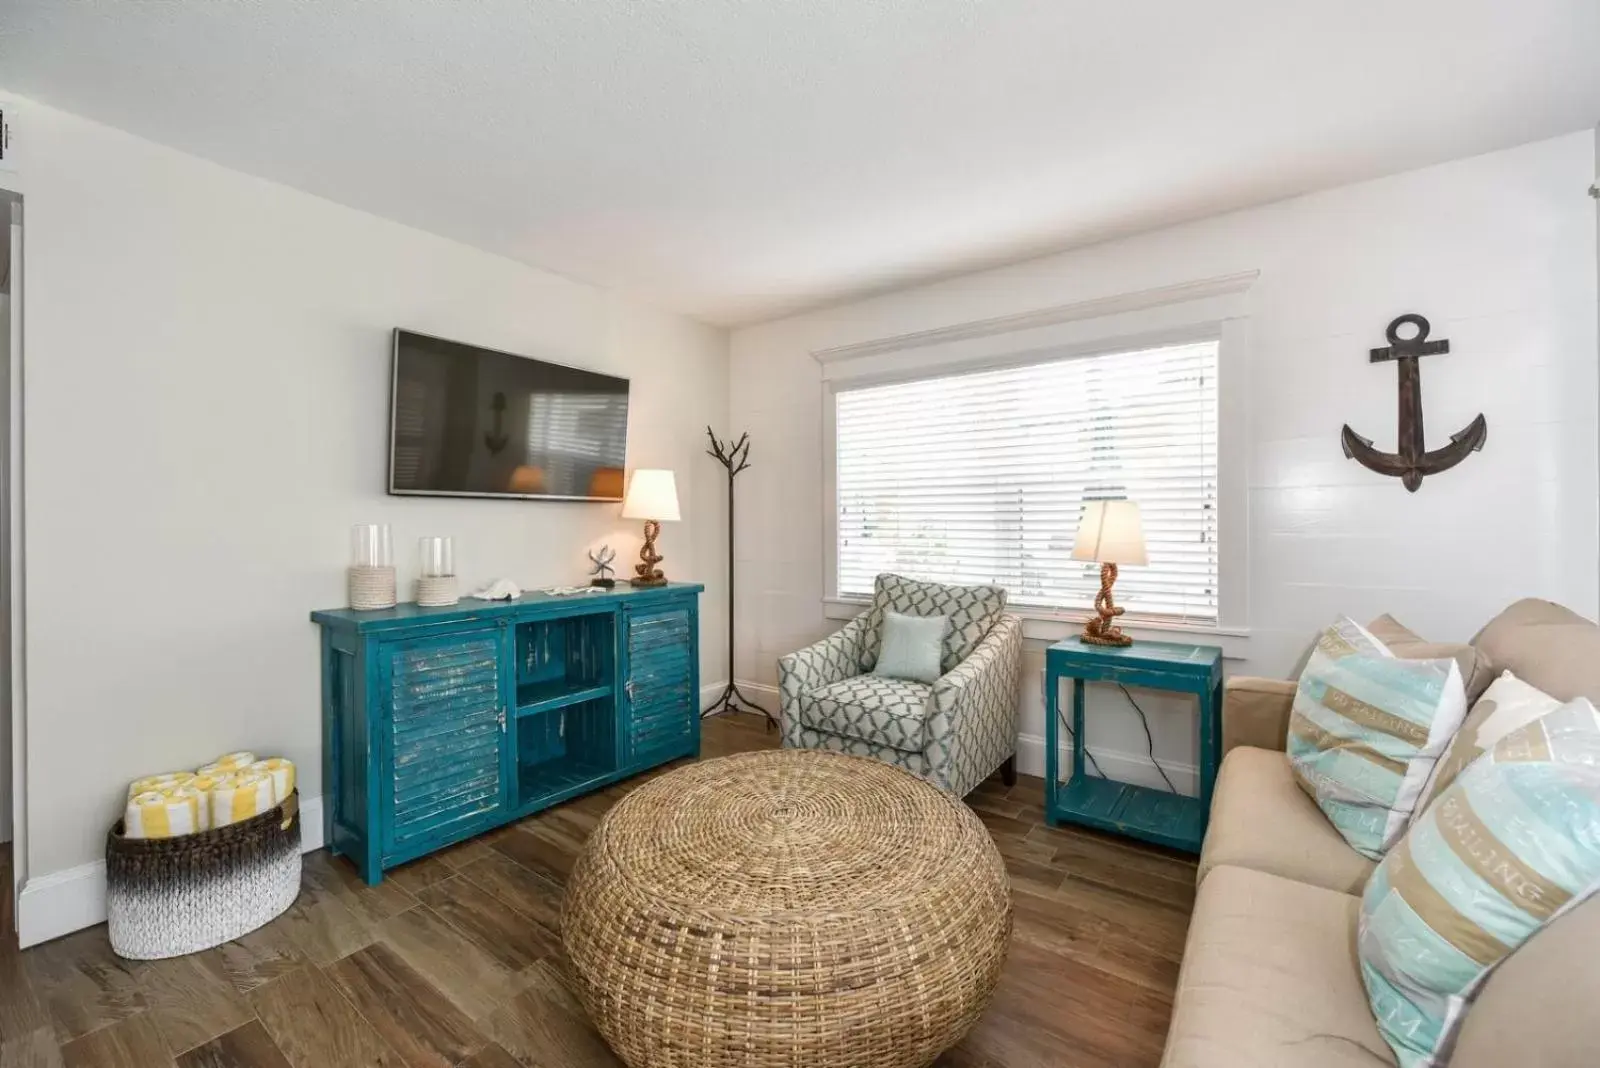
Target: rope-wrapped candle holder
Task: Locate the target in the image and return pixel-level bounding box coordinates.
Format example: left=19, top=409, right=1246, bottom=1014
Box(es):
left=348, top=566, right=397, bottom=610
left=416, top=536, right=458, bottom=607
left=416, top=575, right=458, bottom=607
left=348, top=524, right=397, bottom=611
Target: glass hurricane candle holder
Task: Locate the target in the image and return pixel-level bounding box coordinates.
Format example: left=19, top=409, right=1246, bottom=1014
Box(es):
left=416, top=536, right=459, bottom=607
left=419, top=536, right=455, bottom=578
left=350, top=524, right=393, bottom=568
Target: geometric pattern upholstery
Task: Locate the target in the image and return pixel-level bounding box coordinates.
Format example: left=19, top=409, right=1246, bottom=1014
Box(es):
left=860, top=573, right=1008, bottom=676
left=928, top=614, right=1023, bottom=795
left=779, top=576, right=1022, bottom=797
left=797, top=675, right=933, bottom=753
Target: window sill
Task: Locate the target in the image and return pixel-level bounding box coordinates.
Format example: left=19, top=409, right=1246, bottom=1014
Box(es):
left=822, top=598, right=1251, bottom=660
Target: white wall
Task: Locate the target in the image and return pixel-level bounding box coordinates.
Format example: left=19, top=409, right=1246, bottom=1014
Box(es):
left=731, top=131, right=1600, bottom=788
left=0, top=286, right=10, bottom=848
left=3, top=98, right=731, bottom=897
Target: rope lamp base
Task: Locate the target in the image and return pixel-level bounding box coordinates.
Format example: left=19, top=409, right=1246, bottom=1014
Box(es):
left=1080, top=562, right=1133, bottom=647
left=631, top=519, right=668, bottom=588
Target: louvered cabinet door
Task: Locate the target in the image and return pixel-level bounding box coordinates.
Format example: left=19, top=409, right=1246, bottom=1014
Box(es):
left=379, top=627, right=509, bottom=857
left=622, top=602, right=697, bottom=764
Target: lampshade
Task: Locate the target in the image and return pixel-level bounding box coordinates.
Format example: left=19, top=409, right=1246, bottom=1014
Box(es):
left=621, top=469, right=681, bottom=522
left=1071, top=499, right=1147, bottom=566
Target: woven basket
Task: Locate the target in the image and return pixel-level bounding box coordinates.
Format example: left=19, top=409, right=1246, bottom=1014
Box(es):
left=562, top=750, right=1012, bottom=1068
left=106, top=790, right=302, bottom=960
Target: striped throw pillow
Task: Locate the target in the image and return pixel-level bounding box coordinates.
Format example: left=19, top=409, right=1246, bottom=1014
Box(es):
left=1288, top=617, right=1468, bottom=860
left=1359, top=697, right=1600, bottom=1067
left=1413, top=670, right=1561, bottom=817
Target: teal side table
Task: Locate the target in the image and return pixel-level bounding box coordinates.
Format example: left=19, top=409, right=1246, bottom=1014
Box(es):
left=1044, top=636, right=1223, bottom=853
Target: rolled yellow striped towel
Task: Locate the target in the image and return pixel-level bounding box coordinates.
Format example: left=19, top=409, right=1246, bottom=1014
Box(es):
left=246, top=759, right=296, bottom=804
left=127, top=771, right=196, bottom=799
left=208, top=770, right=275, bottom=829
left=188, top=771, right=229, bottom=795
left=124, top=785, right=205, bottom=839
left=197, top=751, right=257, bottom=777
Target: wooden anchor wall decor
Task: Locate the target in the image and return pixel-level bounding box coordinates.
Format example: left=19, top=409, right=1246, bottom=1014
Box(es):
left=1341, top=314, right=1487, bottom=492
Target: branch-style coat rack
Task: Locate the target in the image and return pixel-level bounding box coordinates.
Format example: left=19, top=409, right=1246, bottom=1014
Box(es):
left=704, top=428, right=774, bottom=727
left=1341, top=313, right=1487, bottom=492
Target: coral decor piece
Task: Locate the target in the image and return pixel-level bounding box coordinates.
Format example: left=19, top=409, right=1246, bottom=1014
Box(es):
left=588, top=545, right=617, bottom=589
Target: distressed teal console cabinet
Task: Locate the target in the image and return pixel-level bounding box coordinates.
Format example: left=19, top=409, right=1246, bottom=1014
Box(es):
left=311, top=583, right=703, bottom=884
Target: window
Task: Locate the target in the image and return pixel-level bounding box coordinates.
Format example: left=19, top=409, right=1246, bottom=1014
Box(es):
left=833, top=339, right=1219, bottom=625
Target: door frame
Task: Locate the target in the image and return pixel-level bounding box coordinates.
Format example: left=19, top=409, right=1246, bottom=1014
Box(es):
left=1, top=187, right=23, bottom=907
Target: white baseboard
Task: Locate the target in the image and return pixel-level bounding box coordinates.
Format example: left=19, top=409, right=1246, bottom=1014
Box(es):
left=17, top=794, right=325, bottom=949
left=20, top=681, right=788, bottom=948
left=2, top=690, right=1188, bottom=944
left=1016, top=733, right=1197, bottom=796
left=702, top=684, right=1196, bottom=797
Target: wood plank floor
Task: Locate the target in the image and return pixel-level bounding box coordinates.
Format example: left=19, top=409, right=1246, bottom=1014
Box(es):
left=0, top=713, right=1195, bottom=1068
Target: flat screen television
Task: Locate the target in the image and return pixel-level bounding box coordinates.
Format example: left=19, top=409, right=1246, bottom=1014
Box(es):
left=388, top=329, right=630, bottom=501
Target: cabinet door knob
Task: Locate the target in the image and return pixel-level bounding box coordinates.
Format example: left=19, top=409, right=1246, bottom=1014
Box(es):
left=625, top=680, right=635, bottom=701
left=497, top=705, right=506, bottom=730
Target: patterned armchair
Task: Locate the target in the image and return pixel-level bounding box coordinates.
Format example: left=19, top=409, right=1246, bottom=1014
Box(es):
left=778, top=574, right=1023, bottom=797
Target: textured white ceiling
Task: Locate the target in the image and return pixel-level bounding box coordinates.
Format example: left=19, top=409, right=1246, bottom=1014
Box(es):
left=2, top=1, right=1597, bottom=325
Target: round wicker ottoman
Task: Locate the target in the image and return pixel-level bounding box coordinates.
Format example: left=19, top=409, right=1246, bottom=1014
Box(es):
left=561, top=749, right=1012, bottom=1068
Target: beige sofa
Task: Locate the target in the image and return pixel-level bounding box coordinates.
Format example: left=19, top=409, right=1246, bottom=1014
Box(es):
left=1162, top=600, right=1600, bottom=1068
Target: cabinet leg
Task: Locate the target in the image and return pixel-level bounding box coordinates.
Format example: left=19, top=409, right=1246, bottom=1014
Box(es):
left=1001, top=755, right=1018, bottom=788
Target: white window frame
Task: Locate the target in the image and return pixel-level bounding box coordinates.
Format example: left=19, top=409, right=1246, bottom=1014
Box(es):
left=816, top=272, right=1254, bottom=651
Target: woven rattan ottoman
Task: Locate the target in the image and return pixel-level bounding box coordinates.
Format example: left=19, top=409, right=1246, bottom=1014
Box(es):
left=562, top=748, right=1012, bottom=1068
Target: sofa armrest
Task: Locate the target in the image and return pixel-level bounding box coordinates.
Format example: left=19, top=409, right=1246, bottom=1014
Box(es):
left=1222, top=676, right=1296, bottom=756
left=927, top=614, right=1023, bottom=796
left=778, top=614, right=870, bottom=700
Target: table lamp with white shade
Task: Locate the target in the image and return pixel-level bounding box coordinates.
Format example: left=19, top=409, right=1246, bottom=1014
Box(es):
left=1072, top=499, right=1147, bottom=647
left=622, top=469, right=680, bottom=588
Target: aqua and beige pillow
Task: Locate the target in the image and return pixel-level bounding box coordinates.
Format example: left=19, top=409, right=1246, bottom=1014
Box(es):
left=1365, top=614, right=1494, bottom=702
left=1359, top=697, right=1600, bottom=1067
left=1288, top=617, right=1468, bottom=860
left=1413, top=670, right=1560, bottom=816
left=871, top=610, right=947, bottom=684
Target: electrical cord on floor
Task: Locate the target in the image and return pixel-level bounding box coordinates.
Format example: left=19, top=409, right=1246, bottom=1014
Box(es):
left=1116, top=683, right=1180, bottom=794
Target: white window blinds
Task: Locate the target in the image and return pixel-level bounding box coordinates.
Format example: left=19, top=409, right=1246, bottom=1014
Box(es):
left=834, top=340, right=1220, bottom=624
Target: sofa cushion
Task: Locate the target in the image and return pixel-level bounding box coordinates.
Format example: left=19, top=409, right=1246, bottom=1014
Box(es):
left=1472, top=598, right=1600, bottom=705
left=1161, top=865, right=1394, bottom=1068
left=1357, top=697, right=1600, bottom=1068
left=1200, top=746, right=1376, bottom=895
left=861, top=573, right=1006, bottom=675
left=1451, top=892, right=1600, bottom=1068
left=1221, top=676, right=1296, bottom=755
left=1368, top=614, right=1494, bottom=702
left=1289, top=617, right=1468, bottom=859
left=795, top=675, right=931, bottom=753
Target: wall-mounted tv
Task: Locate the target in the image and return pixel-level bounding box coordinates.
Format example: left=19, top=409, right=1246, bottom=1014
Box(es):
left=388, top=329, right=630, bottom=501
